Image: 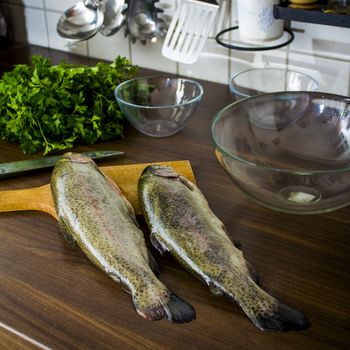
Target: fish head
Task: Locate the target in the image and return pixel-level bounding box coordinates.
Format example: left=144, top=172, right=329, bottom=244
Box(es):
left=60, top=152, right=95, bottom=164
left=142, top=164, right=179, bottom=179
left=54, top=153, right=98, bottom=174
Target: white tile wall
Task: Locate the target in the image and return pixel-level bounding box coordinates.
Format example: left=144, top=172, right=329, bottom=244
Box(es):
left=289, top=22, right=350, bottom=61
left=88, top=31, right=130, bottom=61
left=9, top=0, right=44, bottom=8
left=179, top=39, right=229, bottom=84
left=44, top=0, right=77, bottom=13
left=131, top=39, right=178, bottom=74
left=287, top=52, right=350, bottom=95
left=229, top=49, right=288, bottom=83
left=4, top=0, right=350, bottom=96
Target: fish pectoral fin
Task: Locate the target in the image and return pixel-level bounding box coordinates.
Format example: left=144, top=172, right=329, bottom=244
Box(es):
left=208, top=281, right=224, bottom=297
left=128, top=210, right=140, bottom=228
left=150, top=233, right=169, bottom=255
left=232, top=239, right=242, bottom=250
left=147, top=250, right=160, bottom=276
left=246, top=261, right=260, bottom=285
left=109, top=272, right=132, bottom=295
left=179, top=176, right=194, bottom=191
left=153, top=166, right=179, bottom=178
left=221, top=223, right=242, bottom=250
left=58, top=217, right=76, bottom=248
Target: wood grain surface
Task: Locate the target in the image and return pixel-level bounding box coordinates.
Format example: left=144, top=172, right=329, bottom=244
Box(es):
left=0, top=44, right=349, bottom=350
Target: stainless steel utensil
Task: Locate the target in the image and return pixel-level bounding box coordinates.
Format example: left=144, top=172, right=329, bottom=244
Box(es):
left=100, top=0, right=127, bottom=36
left=125, top=0, right=166, bottom=44
left=0, top=150, right=124, bottom=179
left=56, top=0, right=104, bottom=41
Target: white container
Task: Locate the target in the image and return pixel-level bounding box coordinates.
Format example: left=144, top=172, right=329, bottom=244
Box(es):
left=238, top=0, right=284, bottom=43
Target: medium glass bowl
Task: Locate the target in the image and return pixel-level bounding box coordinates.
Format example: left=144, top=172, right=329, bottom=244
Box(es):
left=211, top=91, right=350, bottom=214
left=229, top=67, right=319, bottom=100
left=115, top=76, right=203, bottom=137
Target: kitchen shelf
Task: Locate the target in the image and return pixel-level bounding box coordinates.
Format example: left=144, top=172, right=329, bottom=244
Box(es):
left=274, top=0, right=350, bottom=28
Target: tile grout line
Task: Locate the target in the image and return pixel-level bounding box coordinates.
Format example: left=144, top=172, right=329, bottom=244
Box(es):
left=227, top=0, right=232, bottom=85
left=128, top=34, right=132, bottom=62
left=42, top=0, right=50, bottom=49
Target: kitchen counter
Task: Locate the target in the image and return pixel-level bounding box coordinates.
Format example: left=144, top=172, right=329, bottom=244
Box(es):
left=0, top=44, right=349, bottom=350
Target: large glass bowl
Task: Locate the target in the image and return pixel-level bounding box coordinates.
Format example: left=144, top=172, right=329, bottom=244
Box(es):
left=115, top=76, right=203, bottom=137
left=211, top=92, right=350, bottom=214
left=229, top=68, right=319, bottom=100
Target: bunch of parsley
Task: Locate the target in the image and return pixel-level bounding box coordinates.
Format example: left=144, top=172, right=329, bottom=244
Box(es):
left=0, top=55, right=138, bottom=155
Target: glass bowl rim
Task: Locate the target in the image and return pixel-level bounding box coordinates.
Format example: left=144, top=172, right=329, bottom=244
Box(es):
left=228, top=67, right=319, bottom=98
left=211, top=91, right=350, bottom=175
left=114, top=75, right=204, bottom=110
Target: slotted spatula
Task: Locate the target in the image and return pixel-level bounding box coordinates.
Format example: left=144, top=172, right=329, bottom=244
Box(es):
left=162, top=0, right=219, bottom=64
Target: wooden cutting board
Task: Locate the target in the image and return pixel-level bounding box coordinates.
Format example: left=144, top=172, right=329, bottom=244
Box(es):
left=0, top=160, right=194, bottom=219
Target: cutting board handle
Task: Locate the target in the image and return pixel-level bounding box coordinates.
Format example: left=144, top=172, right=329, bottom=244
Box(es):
left=0, top=160, right=194, bottom=220
left=0, top=184, right=57, bottom=219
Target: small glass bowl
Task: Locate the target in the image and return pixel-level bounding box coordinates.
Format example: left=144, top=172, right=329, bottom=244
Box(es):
left=115, top=76, right=203, bottom=137
left=229, top=67, right=319, bottom=100
left=211, top=91, right=350, bottom=214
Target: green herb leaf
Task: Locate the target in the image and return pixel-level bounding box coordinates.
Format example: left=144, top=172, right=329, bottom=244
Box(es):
left=0, top=55, right=138, bottom=154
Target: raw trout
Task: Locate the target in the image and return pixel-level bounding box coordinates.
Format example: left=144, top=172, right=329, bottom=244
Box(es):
left=138, top=165, right=310, bottom=331
left=51, top=153, right=195, bottom=323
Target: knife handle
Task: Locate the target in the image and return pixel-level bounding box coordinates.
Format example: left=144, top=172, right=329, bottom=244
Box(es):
left=0, top=184, right=57, bottom=220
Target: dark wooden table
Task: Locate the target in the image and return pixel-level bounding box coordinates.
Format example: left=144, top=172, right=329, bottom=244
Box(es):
left=0, top=44, right=349, bottom=350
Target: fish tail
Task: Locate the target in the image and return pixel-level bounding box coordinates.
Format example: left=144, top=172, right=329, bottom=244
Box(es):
left=134, top=292, right=196, bottom=323
left=163, top=292, right=196, bottom=323
left=250, top=300, right=310, bottom=332
left=224, top=279, right=310, bottom=331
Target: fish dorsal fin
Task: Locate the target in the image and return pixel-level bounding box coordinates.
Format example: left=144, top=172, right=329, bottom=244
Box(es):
left=246, top=261, right=260, bottom=284
left=58, top=217, right=77, bottom=248
left=152, top=166, right=194, bottom=191
left=108, top=271, right=132, bottom=295
left=208, top=281, right=224, bottom=296
left=150, top=232, right=169, bottom=255
left=153, top=167, right=179, bottom=178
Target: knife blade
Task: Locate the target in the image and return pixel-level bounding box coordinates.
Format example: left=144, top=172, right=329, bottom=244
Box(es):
left=0, top=150, right=124, bottom=179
